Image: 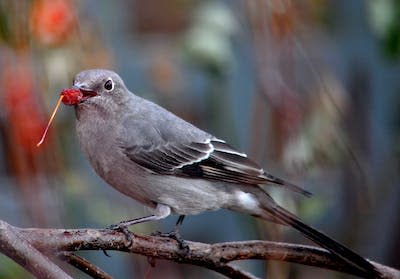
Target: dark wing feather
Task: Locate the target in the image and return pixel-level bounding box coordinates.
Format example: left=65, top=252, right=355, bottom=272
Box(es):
left=209, top=140, right=263, bottom=175
left=124, top=138, right=311, bottom=196
left=124, top=141, right=213, bottom=174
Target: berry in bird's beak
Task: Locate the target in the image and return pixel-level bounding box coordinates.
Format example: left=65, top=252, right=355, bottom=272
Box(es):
left=37, top=86, right=98, bottom=147
left=37, top=87, right=98, bottom=147
left=61, top=88, right=82, bottom=105
left=61, top=87, right=99, bottom=106
left=61, top=87, right=97, bottom=105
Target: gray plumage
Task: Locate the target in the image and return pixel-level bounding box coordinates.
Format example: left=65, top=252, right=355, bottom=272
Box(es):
left=70, top=69, right=379, bottom=277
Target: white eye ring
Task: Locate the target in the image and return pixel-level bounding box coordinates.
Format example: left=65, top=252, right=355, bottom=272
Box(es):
left=104, top=78, right=114, bottom=91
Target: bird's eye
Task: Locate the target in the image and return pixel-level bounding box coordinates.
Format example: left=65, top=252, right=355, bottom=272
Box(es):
left=104, top=79, right=114, bottom=91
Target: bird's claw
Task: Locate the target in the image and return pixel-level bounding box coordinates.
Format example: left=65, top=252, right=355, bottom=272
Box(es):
left=152, top=230, right=189, bottom=253
left=107, top=223, right=133, bottom=247
left=102, top=249, right=111, bottom=257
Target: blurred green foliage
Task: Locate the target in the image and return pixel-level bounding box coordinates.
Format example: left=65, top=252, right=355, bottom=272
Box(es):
left=368, top=0, right=400, bottom=59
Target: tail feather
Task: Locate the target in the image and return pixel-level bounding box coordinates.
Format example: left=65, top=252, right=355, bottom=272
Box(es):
left=268, top=205, right=381, bottom=278
left=263, top=172, right=312, bottom=197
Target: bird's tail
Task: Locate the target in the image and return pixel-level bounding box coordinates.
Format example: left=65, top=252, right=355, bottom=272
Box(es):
left=262, top=171, right=312, bottom=197
left=262, top=205, right=381, bottom=278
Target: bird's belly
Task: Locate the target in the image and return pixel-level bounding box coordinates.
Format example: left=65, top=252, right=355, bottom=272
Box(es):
left=139, top=174, right=232, bottom=215
left=96, top=156, right=233, bottom=215
left=89, top=154, right=159, bottom=209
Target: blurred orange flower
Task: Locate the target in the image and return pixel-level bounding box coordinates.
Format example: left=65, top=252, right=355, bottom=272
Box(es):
left=2, top=61, right=45, bottom=156
left=30, top=0, right=76, bottom=46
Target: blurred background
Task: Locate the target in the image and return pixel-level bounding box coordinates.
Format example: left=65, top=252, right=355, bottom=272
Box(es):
left=0, top=0, right=399, bottom=278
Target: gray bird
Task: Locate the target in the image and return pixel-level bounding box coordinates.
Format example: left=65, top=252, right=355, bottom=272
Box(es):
left=69, top=69, right=379, bottom=277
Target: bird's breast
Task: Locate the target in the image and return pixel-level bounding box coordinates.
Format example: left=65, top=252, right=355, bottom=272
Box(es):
left=75, top=108, right=121, bottom=176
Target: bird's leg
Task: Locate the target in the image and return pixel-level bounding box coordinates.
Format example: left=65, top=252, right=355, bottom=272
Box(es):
left=107, top=204, right=171, bottom=246
left=169, top=215, right=187, bottom=250
left=107, top=215, right=159, bottom=246
left=109, top=214, right=163, bottom=229
left=152, top=215, right=189, bottom=252
left=172, top=215, right=189, bottom=252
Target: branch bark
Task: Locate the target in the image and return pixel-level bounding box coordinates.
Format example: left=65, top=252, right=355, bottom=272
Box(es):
left=0, top=220, right=72, bottom=279
left=0, top=220, right=398, bottom=279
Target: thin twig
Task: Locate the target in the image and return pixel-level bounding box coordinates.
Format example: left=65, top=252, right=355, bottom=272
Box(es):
left=210, top=263, right=261, bottom=279
left=58, top=252, right=113, bottom=279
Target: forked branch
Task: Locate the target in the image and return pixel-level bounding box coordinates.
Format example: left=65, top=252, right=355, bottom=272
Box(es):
left=0, top=220, right=398, bottom=279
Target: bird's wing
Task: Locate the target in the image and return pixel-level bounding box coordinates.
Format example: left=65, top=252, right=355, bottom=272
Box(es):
left=123, top=136, right=310, bottom=196
left=124, top=139, right=214, bottom=174
left=120, top=99, right=310, bottom=196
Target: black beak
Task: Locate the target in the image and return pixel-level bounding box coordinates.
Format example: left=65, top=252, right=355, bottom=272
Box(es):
left=73, top=85, right=97, bottom=101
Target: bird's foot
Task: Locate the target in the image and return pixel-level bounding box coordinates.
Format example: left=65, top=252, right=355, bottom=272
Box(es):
left=107, top=223, right=133, bottom=247
left=152, top=229, right=189, bottom=253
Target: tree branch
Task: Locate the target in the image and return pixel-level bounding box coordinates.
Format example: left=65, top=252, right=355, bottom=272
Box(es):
left=0, top=220, right=398, bottom=279
left=0, top=220, right=72, bottom=279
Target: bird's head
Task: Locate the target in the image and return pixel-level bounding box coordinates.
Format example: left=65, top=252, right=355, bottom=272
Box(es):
left=36, top=69, right=129, bottom=146
left=64, top=69, right=128, bottom=106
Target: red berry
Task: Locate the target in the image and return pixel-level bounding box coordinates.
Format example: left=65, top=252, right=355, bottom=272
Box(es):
left=60, top=88, right=82, bottom=105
